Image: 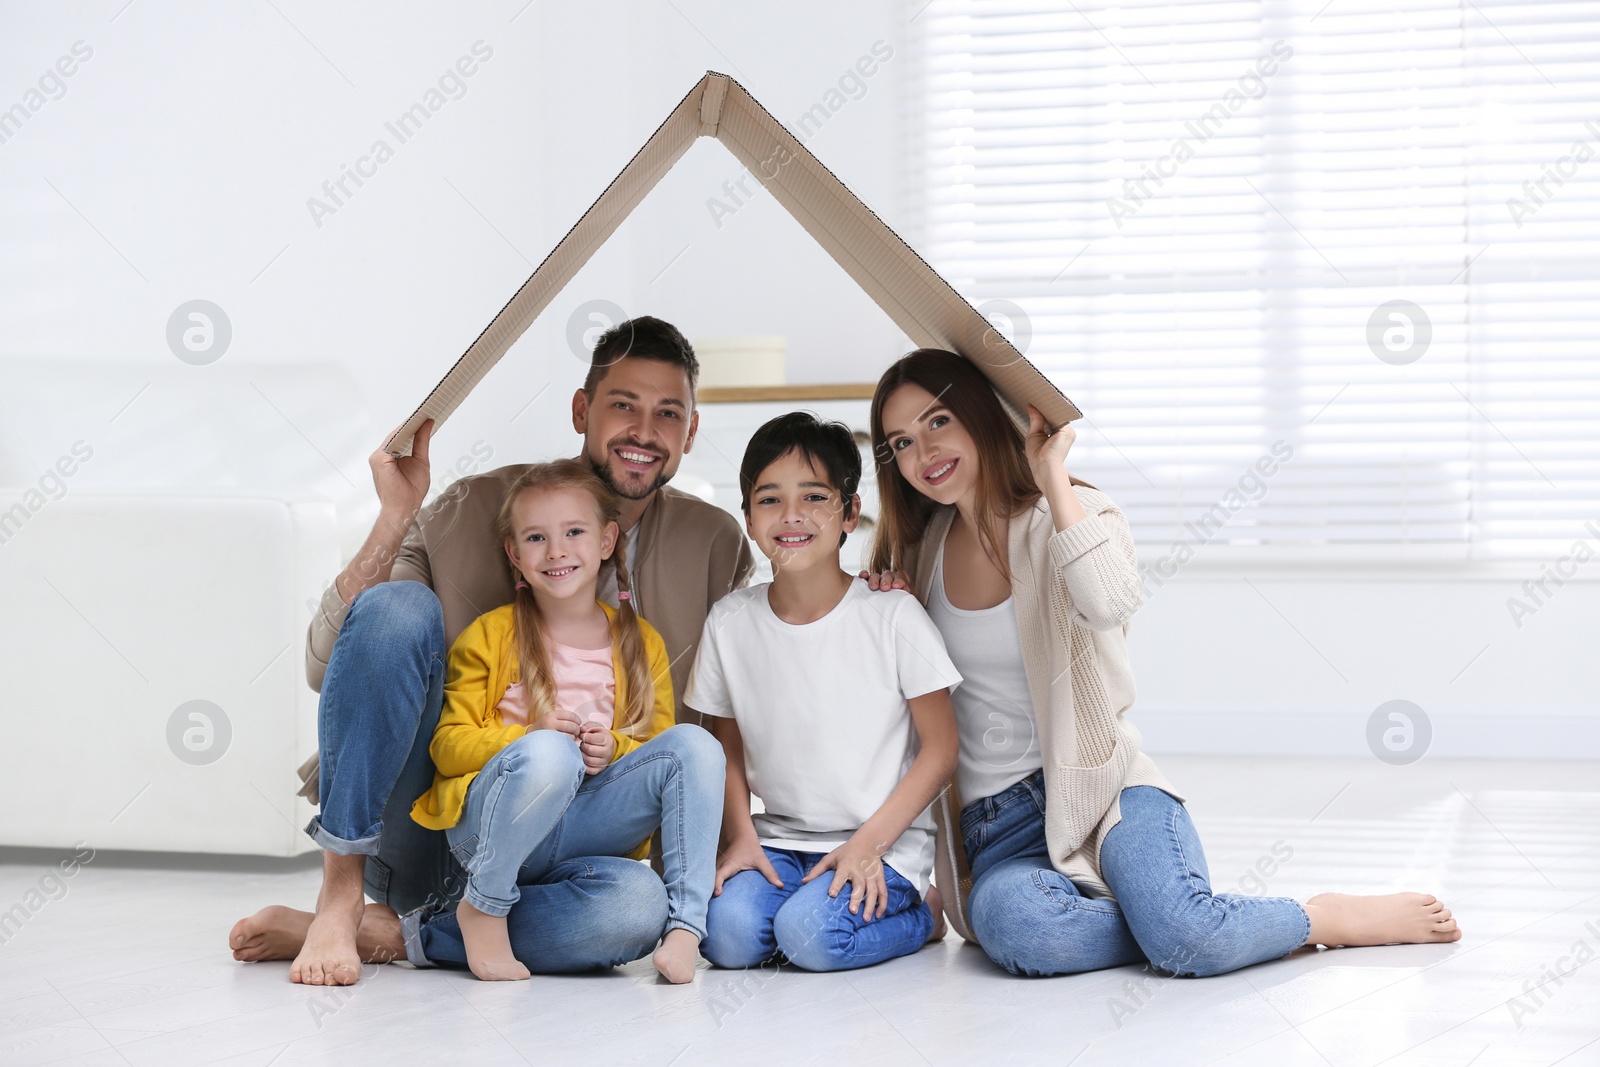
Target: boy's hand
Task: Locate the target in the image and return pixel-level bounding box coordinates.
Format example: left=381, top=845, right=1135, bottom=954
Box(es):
left=577, top=722, right=614, bottom=774
left=715, top=836, right=783, bottom=896
left=803, top=836, right=889, bottom=920
left=857, top=570, right=914, bottom=596
left=533, top=707, right=582, bottom=737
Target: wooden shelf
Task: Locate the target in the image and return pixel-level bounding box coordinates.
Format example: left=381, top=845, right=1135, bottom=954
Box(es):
left=695, top=383, right=877, bottom=403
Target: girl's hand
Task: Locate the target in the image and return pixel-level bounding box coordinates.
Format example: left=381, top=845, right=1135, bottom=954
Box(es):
left=533, top=706, right=582, bottom=737
left=715, top=836, right=783, bottom=896
left=1025, top=404, right=1076, bottom=483
left=577, top=722, right=614, bottom=775
left=857, top=570, right=915, bottom=596
left=803, top=837, right=889, bottom=920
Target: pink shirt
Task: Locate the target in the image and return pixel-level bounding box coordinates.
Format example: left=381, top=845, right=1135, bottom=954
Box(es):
left=495, top=642, right=616, bottom=730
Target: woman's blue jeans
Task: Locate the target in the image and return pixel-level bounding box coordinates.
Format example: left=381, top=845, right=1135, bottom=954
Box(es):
left=302, top=581, right=463, bottom=915
left=963, top=775, right=1310, bottom=978
left=409, top=723, right=724, bottom=971
left=702, top=848, right=934, bottom=972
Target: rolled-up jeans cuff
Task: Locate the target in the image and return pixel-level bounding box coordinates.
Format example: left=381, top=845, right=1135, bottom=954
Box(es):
left=303, top=815, right=381, bottom=857
left=400, top=909, right=435, bottom=968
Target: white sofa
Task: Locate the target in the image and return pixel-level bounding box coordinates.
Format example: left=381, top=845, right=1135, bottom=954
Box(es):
left=0, top=358, right=363, bottom=856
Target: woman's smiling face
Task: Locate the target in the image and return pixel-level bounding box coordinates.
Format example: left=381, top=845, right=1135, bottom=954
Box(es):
left=880, top=382, right=981, bottom=508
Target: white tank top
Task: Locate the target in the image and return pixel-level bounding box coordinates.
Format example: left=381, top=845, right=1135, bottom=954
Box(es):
left=925, top=537, right=1043, bottom=803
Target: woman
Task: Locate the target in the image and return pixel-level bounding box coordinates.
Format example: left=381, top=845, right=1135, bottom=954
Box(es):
left=861, top=349, right=1460, bottom=977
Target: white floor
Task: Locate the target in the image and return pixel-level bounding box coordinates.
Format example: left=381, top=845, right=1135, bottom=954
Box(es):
left=2, top=756, right=1598, bottom=1067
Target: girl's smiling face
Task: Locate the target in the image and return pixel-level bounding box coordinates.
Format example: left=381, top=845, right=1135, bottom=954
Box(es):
left=503, top=485, right=618, bottom=603
left=880, top=382, right=981, bottom=508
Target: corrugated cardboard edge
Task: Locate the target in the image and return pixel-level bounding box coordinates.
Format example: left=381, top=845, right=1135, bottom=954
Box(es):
left=383, top=71, right=1079, bottom=457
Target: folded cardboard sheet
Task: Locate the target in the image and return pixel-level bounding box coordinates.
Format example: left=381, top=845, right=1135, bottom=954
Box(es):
left=384, top=71, right=1080, bottom=457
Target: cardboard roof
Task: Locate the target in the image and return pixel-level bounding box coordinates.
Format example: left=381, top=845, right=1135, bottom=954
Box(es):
left=383, top=71, right=1080, bottom=457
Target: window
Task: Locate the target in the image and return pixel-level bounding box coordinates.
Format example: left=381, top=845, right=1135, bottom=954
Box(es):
left=910, top=0, right=1600, bottom=560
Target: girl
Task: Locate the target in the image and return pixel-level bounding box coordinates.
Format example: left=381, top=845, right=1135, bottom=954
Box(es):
left=405, top=459, right=725, bottom=983
left=862, top=349, right=1460, bottom=978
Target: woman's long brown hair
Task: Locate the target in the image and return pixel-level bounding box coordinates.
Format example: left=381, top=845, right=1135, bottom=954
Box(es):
left=493, top=460, right=654, bottom=735
left=868, top=349, right=1092, bottom=583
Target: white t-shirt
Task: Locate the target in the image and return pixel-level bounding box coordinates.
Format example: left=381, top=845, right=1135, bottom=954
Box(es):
left=925, top=538, right=1043, bottom=804
left=683, top=577, right=962, bottom=894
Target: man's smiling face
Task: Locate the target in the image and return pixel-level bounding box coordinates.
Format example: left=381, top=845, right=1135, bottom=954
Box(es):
left=572, top=357, right=699, bottom=501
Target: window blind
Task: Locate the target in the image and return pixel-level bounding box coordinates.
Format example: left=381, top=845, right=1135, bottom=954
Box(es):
left=908, top=0, right=1600, bottom=560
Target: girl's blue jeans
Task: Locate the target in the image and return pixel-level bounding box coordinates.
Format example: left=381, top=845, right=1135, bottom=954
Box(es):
left=962, top=774, right=1310, bottom=978
left=409, top=723, right=724, bottom=971
left=702, top=847, right=934, bottom=972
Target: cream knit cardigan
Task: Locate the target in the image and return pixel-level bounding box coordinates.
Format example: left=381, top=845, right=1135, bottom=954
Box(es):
left=913, top=486, right=1179, bottom=945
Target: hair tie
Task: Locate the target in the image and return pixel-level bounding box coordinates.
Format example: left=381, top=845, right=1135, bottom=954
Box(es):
left=617, top=591, right=631, bottom=602
left=515, top=579, right=530, bottom=591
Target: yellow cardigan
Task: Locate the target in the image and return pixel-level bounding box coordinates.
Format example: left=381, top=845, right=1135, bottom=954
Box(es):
left=409, top=601, right=676, bottom=856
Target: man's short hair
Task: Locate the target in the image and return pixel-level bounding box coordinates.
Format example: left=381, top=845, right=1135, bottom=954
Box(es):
left=740, top=411, right=861, bottom=546
left=584, top=315, right=699, bottom=397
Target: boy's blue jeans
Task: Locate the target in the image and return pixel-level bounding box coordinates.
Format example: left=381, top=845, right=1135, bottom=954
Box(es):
left=963, top=775, right=1310, bottom=978
left=302, top=581, right=463, bottom=915
left=702, top=847, right=934, bottom=972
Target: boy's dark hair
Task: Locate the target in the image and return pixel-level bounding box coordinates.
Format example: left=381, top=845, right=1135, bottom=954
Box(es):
left=740, top=411, right=861, bottom=548
left=583, top=315, right=699, bottom=397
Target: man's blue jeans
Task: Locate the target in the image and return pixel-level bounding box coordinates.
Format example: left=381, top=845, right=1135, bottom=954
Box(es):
left=303, top=581, right=462, bottom=915
left=702, top=847, right=934, bottom=972
left=963, top=774, right=1310, bottom=977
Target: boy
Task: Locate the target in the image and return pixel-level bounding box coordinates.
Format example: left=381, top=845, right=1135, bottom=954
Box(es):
left=686, top=411, right=960, bottom=971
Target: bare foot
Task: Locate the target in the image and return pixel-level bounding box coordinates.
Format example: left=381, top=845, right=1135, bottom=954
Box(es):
left=232, top=905, right=311, bottom=962
left=924, top=884, right=947, bottom=944
left=234, top=903, right=406, bottom=965
left=1303, top=892, right=1461, bottom=948
left=290, top=852, right=367, bottom=986
left=652, top=928, right=701, bottom=984
left=456, top=899, right=530, bottom=981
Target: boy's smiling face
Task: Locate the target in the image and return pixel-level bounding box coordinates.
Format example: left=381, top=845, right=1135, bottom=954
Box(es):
left=744, top=448, right=860, bottom=576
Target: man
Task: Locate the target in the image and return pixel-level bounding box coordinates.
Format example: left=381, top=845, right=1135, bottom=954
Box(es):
left=229, top=316, right=755, bottom=984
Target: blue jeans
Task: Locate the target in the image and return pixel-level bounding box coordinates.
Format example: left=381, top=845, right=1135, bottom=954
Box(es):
left=963, top=775, right=1310, bottom=978
left=702, top=847, right=934, bottom=972
left=401, top=856, right=669, bottom=974
left=435, top=724, right=724, bottom=952
left=303, top=581, right=464, bottom=915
